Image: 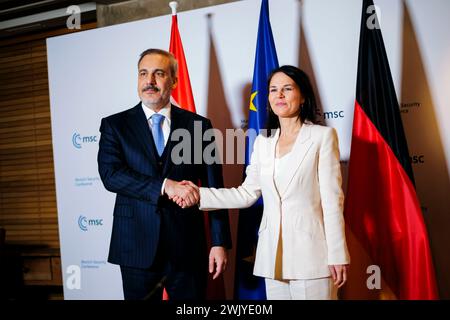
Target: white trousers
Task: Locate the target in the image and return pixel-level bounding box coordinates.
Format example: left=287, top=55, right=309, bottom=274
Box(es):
left=265, top=277, right=338, bottom=300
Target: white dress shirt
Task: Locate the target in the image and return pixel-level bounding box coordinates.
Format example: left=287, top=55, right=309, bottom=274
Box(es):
left=141, top=102, right=172, bottom=194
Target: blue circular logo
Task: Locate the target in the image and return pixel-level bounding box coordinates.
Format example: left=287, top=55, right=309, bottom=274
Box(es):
left=72, top=133, right=82, bottom=149
left=78, top=215, right=87, bottom=231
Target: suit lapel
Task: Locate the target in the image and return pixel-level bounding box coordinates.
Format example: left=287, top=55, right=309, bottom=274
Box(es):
left=126, top=103, right=160, bottom=167
left=162, top=105, right=186, bottom=177
left=276, top=123, right=313, bottom=198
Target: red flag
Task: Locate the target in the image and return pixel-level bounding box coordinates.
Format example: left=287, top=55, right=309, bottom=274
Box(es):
left=165, top=5, right=226, bottom=300
left=169, top=14, right=196, bottom=112
left=344, top=0, right=438, bottom=299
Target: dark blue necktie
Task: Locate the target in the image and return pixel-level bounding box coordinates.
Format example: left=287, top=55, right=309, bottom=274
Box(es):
left=151, top=114, right=165, bottom=156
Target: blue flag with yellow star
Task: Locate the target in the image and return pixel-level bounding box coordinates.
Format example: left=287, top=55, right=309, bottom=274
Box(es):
left=234, top=0, right=279, bottom=300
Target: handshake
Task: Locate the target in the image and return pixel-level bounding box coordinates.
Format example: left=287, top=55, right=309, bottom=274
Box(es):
left=164, top=179, right=200, bottom=209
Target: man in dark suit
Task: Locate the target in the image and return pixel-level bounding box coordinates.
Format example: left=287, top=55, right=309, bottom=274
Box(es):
left=97, top=48, right=231, bottom=300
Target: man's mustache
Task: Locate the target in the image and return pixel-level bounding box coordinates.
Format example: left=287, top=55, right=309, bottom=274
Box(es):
left=142, top=85, right=160, bottom=92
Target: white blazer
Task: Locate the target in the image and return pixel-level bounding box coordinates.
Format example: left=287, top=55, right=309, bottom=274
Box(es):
left=199, top=123, right=350, bottom=280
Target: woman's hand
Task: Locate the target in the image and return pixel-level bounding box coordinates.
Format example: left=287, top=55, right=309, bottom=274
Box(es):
left=169, top=180, right=199, bottom=208
left=328, top=264, right=349, bottom=288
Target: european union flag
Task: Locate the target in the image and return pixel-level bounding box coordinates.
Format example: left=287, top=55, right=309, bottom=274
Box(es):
left=234, top=0, right=279, bottom=300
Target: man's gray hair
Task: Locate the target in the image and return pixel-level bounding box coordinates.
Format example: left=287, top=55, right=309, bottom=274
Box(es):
left=138, top=48, right=178, bottom=78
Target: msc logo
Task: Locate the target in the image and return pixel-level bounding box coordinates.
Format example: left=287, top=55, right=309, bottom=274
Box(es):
left=323, top=110, right=345, bottom=119
left=315, top=109, right=345, bottom=121
left=410, top=155, right=425, bottom=164
left=78, top=215, right=103, bottom=231
left=72, top=132, right=98, bottom=149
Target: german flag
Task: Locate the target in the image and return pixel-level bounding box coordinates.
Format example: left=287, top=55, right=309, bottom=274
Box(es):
left=344, top=0, right=438, bottom=299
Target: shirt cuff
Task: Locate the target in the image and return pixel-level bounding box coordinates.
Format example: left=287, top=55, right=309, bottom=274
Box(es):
left=161, top=178, right=167, bottom=196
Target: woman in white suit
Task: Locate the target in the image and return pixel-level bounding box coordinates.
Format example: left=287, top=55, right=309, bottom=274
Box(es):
left=175, top=65, right=350, bottom=300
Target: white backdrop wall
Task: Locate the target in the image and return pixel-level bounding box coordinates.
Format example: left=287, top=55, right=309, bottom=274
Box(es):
left=47, top=0, right=450, bottom=299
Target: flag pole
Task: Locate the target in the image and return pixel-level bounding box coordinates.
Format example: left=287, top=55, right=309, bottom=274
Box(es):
left=161, top=1, right=179, bottom=302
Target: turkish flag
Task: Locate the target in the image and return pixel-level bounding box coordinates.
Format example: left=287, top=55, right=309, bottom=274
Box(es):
left=169, top=14, right=196, bottom=113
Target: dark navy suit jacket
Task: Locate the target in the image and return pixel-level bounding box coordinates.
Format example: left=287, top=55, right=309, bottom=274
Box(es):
left=98, top=103, right=231, bottom=270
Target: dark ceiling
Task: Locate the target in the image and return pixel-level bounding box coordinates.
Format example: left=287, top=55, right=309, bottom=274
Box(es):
left=0, top=0, right=125, bottom=40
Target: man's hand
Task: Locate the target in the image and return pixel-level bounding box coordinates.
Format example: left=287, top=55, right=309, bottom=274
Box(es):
left=209, top=246, right=228, bottom=280
left=164, top=179, right=199, bottom=208
left=171, top=180, right=200, bottom=208
left=328, top=264, right=349, bottom=288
